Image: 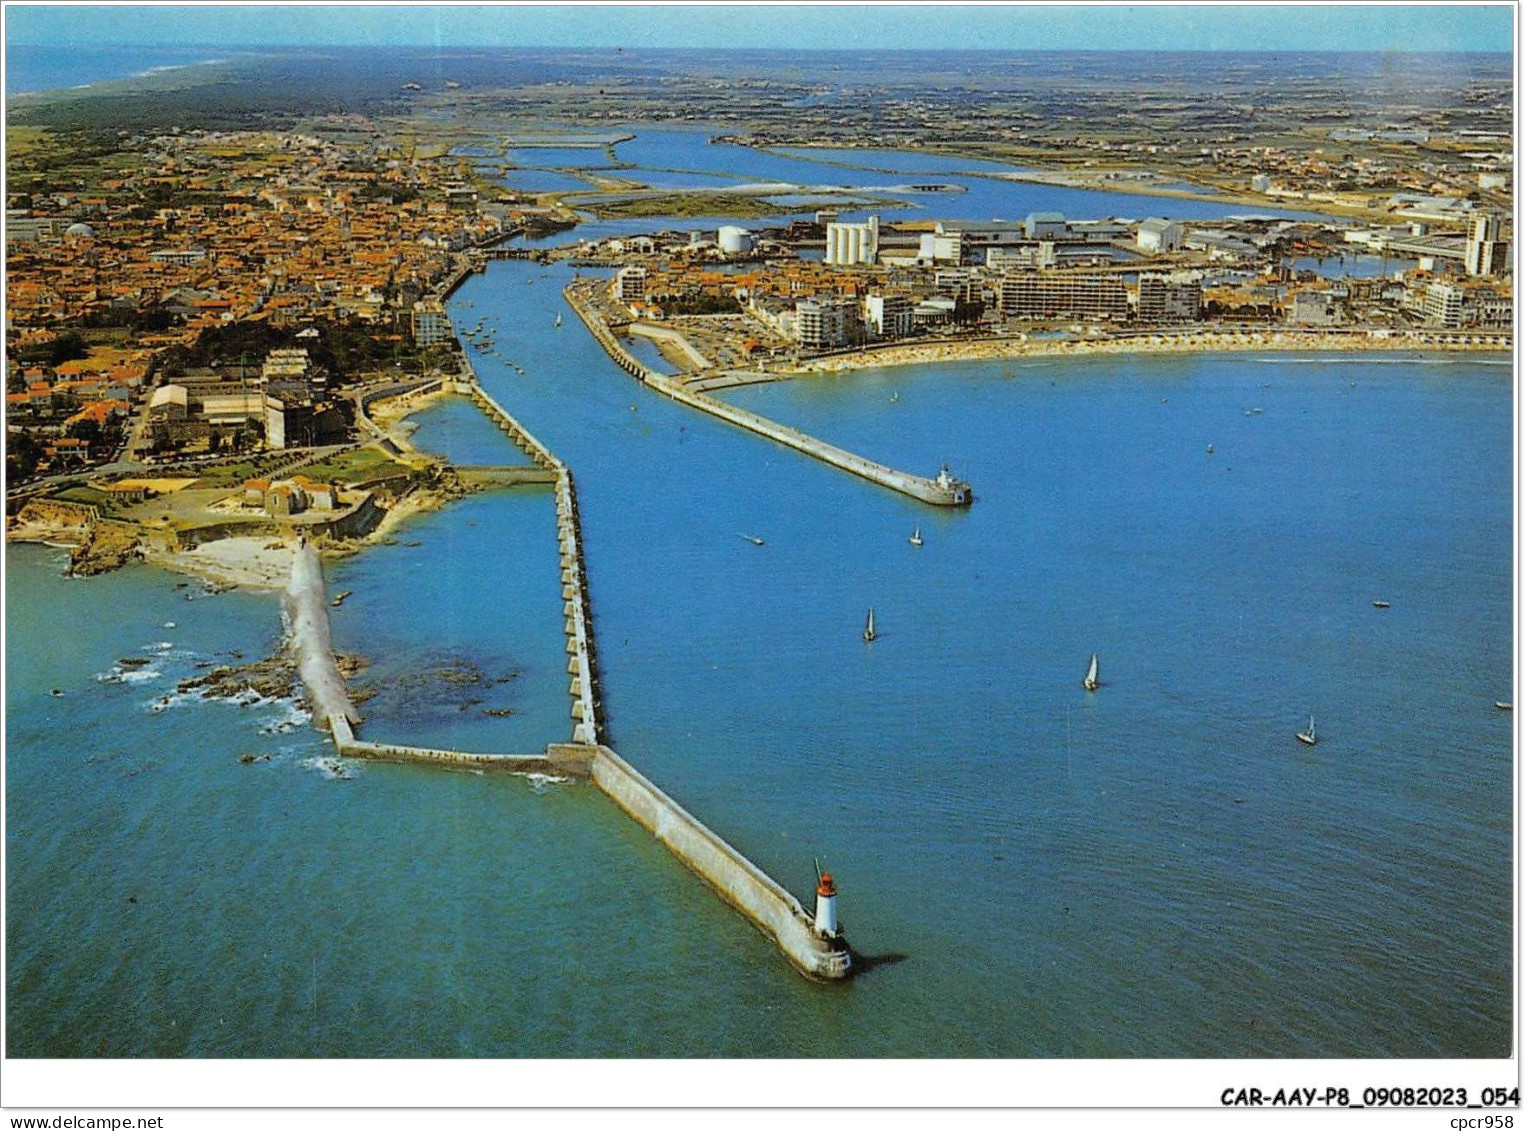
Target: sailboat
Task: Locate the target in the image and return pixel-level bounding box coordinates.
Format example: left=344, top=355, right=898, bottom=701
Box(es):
left=555, top=313, right=563, bottom=327
left=908, top=527, right=923, bottom=547
left=737, top=532, right=765, bottom=546
left=862, top=608, right=877, bottom=643
left=1082, top=653, right=1099, bottom=691
left=1296, top=716, right=1317, bottom=746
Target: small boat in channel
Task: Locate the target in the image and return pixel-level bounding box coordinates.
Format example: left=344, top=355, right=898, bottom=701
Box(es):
left=909, top=527, right=923, bottom=547
left=862, top=608, right=877, bottom=643
left=1082, top=653, right=1099, bottom=691
left=1296, top=716, right=1317, bottom=746
left=1372, top=600, right=1390, bottom=609
left=737, top=533, right=765, bottom=546
left=1495, top=701, right=1512, bottom=711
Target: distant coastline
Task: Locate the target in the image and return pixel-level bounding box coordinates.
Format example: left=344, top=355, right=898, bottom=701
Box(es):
left=3, top=45, right=243, bottom=98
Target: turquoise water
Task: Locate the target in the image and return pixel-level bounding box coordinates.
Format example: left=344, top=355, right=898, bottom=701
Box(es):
left=403, top=395, right=535, bottom=467
left=6, top=143, right=1513, bottom=1056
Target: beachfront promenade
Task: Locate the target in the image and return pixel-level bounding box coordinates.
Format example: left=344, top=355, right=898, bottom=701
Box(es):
left=563, top=283, right=974, bottom=507
left=311, top=372, right=852, bottom=981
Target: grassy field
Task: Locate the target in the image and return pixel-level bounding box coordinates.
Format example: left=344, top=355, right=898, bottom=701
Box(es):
left=188, top=456, right=294, bottom=490
left=286, top=447, right=407, bottom=486
left=51, top=485, right=123, bottom=514
left=582, top=192, right=790, bottom=220
left=6, top=126, right=53, bottom=158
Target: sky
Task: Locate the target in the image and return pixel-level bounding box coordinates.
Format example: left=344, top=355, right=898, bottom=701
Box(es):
left=3, top=3, right=1514, bottom=53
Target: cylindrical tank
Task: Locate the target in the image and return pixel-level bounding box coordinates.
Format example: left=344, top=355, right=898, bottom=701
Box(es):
left=718, top=226, right=753, bottom=255
left=814, top=872, right=839, bottom=937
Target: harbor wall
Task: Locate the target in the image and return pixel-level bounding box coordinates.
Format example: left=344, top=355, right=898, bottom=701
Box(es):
left=332, top=723, right=594, bottom=776
left=587, top=745, right=852, bottom=981
left=564, top=284, right=970, bottom=507
left=298, top=338, right=850, bottom=979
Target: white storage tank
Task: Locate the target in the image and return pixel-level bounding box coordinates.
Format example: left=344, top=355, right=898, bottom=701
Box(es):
left=718, top=225, right=753, bottom=255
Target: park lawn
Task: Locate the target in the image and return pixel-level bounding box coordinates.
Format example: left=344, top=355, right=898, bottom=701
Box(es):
left=294, top=446, right=407, bottom=485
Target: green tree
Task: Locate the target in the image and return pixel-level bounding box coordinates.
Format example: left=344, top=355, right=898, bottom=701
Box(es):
left=6, top=432, right=44, bottom=480
left=66, top=418, right=102, bottom=446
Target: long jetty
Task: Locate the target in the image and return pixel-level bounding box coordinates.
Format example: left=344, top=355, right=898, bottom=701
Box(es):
left=309, top=356, right=850, bottom=979
left=564, top=283, right=972, bottom=507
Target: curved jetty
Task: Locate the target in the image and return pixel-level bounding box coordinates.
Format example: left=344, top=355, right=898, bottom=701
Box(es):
left=565, top=283, right=972, bottom=507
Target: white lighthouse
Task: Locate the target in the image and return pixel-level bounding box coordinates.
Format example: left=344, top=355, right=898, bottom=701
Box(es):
left=814, top=871, right=840, bottom=938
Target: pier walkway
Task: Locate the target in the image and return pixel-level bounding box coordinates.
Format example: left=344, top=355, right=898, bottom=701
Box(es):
left=564, top=283, right=971, bottom=507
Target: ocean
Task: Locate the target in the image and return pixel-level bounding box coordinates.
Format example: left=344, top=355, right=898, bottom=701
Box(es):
left=3, top=45, right=235, bottom=97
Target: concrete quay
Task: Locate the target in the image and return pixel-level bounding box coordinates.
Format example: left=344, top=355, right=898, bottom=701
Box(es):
left=564, top=284, right=971, bottom=507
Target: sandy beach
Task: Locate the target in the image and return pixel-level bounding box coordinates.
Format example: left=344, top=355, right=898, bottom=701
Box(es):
left=152, top=536, right=297, bottom=590
left=777, top=329, right=1512, bottom=377
left=366, top=385, right=451, bottom=452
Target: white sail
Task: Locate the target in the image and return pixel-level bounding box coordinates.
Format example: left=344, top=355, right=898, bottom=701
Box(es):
left=1083, top=653, right=1099, bottom=690
left=863, top=607, right=876, bottom=642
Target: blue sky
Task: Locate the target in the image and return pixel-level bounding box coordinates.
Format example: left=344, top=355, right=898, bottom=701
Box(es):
left=5, top=4, right=1514, bottom=52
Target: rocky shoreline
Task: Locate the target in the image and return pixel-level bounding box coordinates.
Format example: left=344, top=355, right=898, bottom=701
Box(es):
left=175, top=651, right=372, bottom=708
left=8, top=466, right=472, bottom=590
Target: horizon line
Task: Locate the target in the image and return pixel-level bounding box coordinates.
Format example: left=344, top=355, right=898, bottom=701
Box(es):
left=7, top=41, right=1513, bottom=54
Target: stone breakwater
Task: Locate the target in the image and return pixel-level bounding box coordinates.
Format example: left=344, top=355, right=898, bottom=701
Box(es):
left=285, top=353, right=851, bottom=979
left=586, top=744, right=852, bottom=981
left=564, top=283, right=971, bottom=507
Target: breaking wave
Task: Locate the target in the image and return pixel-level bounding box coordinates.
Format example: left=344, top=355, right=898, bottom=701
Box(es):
left=98, top=666, right=162, bottom=685
left=282, top=543, right=360, bottom=730
left=523, top=772, right=572, bottom=792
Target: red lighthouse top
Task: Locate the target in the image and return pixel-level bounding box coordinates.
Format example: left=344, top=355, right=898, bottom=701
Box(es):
left=817, top=873, right=836, bottom=898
